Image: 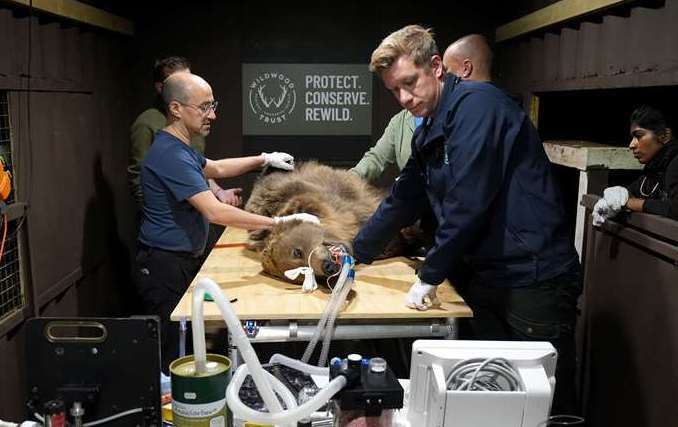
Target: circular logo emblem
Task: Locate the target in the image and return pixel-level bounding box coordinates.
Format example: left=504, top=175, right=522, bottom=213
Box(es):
left=248, top=72, right=296, bottom=124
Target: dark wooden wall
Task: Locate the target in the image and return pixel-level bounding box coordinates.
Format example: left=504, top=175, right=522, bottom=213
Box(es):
left=0, top=7, right=136, bottom=419
left=127, top=1, right=506, bottom=190
left=580, top=196, right=678, bottom=427
left=497, top=1, right=678, bottom=103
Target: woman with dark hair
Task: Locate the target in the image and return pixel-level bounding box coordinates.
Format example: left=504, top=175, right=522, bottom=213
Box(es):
left=593, top=105, right=678, bottom=224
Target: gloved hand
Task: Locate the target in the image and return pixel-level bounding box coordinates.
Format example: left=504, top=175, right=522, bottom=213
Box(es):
left=405, top=277, right=440, bottom=311
left=262, top=152, right=294, bottom=171
left=592, top=198, right=610, bottom=227
left=216, top=188, right=243, bottom=206
left=592, top=186, right=629, bottom=226
left=603, top=186, right=629, bottom=212
left=273, top=213, right=320, bottom=225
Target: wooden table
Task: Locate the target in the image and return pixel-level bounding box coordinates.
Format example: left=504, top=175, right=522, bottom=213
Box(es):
left=171, top=228, right=471, bottom=364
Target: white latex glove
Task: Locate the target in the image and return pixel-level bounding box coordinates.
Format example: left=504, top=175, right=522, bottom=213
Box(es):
left=262, top=152, right=295, bottom=171
left=603, top=186, right=629, bottom=212
left=273, top=213, right=320, bottom=225
left=592, top=198, right=610, bottom=227
left=405, top=277, right=440, bottom=311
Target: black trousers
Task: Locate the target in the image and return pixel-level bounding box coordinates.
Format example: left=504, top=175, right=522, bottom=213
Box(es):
left=135, top=245, right=204, bottom=374
left=456, top=268, right=582, bottom=416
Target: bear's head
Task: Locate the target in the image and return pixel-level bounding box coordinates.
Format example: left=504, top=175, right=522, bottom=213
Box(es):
left=258, top=219, right=352, bottom=284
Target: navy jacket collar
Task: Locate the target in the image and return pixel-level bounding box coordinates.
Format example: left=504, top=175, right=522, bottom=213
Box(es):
left=415, top=74, right=461, bottom=151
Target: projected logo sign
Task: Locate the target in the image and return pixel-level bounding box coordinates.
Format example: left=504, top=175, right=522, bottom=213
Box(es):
left=243, top=64, right=372, bottom=135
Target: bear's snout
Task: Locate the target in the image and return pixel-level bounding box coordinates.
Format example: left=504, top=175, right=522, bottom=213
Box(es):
left=322, top=259, right=340, bottom=275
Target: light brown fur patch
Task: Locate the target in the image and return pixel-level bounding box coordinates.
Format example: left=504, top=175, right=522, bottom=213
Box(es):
left=245, top=161, right=385, bottom=281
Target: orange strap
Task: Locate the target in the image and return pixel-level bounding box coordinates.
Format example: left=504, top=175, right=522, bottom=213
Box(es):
left=213, top=242, right=249, bottom=249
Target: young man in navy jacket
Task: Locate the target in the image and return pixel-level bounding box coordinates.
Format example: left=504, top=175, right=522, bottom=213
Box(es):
left=353, top=25, right=581, bottom=414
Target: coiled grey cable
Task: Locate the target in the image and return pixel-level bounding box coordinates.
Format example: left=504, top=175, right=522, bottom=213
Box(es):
left=446, top=357, right=522, bottom=392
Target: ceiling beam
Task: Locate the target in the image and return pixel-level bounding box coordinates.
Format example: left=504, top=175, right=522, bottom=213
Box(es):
left=496, top=0, right=637, bottom=42
left=3, top=0, right=134, bottom=35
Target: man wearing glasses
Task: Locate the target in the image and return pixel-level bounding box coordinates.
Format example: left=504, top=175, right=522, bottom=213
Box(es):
left=128, top=56, right=242, bottom=218
left=136, top=71, right=317, bottom=373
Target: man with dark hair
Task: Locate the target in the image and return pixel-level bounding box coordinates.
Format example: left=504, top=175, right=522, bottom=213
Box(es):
left=128, top=56, right=242, bottom=216
left=152, top=56, right=191, bottom=93
left=354, top=24, right=581, bottom=414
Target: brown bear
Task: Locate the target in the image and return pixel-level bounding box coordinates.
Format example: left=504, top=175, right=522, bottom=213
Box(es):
left=245, top=161, right=390, bottom=283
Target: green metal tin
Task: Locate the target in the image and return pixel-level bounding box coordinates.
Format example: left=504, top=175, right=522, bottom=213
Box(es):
left=171, top=354, right=231, bottom=427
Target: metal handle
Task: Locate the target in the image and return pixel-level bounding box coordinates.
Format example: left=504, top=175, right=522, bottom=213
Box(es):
left=44, top=320, right=108, bottom=343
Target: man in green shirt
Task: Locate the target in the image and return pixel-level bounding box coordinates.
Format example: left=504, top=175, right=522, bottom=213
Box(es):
left=128, top=57, right=242, bottom=214
left=350, top=34, right=493, bottom=183
left=350, top=109, right=417, bottom=182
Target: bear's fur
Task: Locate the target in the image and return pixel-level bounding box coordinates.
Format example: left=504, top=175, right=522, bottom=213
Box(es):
left=245, top=161, right=387, bottom=282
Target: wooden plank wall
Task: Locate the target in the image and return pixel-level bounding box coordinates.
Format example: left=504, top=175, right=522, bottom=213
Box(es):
left=0, top=7, right=136, bottom=419
left=580, top=199, right=678, bottom=427
left=497, top=0, right=678, bottom=93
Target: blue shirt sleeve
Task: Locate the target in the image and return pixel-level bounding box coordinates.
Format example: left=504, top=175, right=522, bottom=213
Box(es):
left=419, top=91, right=509, bottom=285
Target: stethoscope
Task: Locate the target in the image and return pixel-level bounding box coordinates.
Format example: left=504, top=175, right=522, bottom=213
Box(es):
left=639, top=176, right=660, bottom=198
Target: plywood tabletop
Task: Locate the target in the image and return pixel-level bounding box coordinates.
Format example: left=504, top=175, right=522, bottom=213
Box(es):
left=171, top=228, right=472, bottom=321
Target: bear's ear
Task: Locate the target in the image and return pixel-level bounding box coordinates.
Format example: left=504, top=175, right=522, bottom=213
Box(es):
left=278, top=194, right=329, bottom=218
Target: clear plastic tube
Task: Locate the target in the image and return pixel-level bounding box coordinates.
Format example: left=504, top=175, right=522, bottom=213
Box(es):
left=192, top=278, right=284, bottom=414
left=229, top=365, right=297, bottom=411
left=226, top=365, right=347, bottom=426
left=302, top=258, right=352, bottom=364
left=268, top=353, right=329, bottom=376
left=301, top=263, right=349, bottom=364
left=192, top=278, right=348, bottom=427
left=82, top=408, right=144, bottom=426
left=318, top=272, right=354, bottom=367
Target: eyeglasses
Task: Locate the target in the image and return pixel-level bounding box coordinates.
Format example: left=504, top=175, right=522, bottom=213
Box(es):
left=177, top=100, right=219, bottom=114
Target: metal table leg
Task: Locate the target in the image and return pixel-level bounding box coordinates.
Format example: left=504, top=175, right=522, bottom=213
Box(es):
left=445, top=317, right=458, bottom=339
